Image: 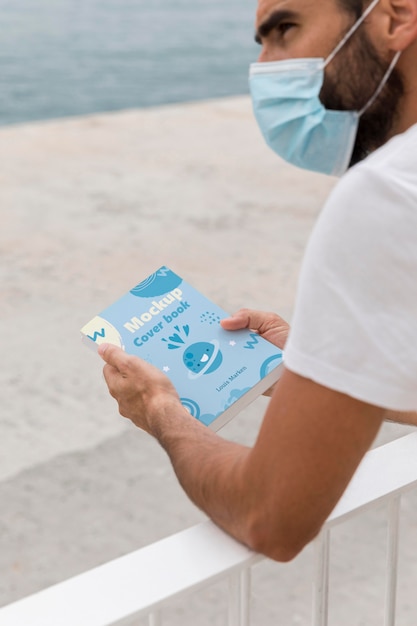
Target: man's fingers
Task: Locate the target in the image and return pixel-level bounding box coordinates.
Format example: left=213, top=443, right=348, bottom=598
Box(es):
left=221, top=309, right=277, bottom=333
left=102, top=362, right=119, bottom=394
left=221, top=309, right=290, bottom=350
left=98, top=343, right=129, bottom=372
left=221, top=309, right=251, bottom=331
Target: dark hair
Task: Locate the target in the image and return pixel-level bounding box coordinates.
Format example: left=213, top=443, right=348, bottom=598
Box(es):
left=336, top=0, right=364, bottom=18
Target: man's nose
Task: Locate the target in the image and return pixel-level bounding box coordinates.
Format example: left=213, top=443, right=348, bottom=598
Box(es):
left=257, top=45, right=283, bottom=63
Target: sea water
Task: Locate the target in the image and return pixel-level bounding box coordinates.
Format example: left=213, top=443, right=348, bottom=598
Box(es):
left=0, top=0, right=259, bottom=125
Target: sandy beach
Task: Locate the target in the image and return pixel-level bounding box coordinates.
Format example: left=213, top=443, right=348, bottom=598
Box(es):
left=0, top=96, right=416, bottom=624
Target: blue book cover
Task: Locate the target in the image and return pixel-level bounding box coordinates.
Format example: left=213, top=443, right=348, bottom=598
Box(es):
left=81, top=266, right=283, bottom=430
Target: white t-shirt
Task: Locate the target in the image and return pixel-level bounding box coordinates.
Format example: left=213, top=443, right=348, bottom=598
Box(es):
left=284, top=123, right=417, bottom=411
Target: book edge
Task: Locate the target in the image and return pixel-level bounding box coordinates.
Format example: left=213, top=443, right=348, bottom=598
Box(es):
left=209, top=361, right=284, bottom=432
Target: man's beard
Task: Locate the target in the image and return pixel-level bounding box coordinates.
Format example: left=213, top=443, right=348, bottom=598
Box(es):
left=320, top=29, right=404, bottom=167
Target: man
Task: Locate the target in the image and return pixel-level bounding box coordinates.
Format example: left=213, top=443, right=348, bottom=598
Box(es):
left=98, top=0, right=417, bottom=562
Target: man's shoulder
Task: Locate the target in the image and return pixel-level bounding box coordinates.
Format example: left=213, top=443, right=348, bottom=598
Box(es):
left=349, top=123, right=417, bottom=183
left=308, top=124, right=417, bottom=262
left=324, top=123, right=417, bottom=222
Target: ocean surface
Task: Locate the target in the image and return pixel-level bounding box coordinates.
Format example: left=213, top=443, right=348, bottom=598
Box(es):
left=0, top=0, right=259, bottom=126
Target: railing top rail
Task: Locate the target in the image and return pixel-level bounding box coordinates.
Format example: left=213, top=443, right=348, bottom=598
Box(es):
left=0, top=432, right=416, bottom=626
left=328, top=431, right=417, bottom=526
left=0, top=520, right=260, bottom=626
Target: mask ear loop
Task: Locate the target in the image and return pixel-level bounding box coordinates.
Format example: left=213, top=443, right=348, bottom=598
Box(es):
left=323, top=0, right=381, bottom=69
left=358, top=50, right=402, bottom=115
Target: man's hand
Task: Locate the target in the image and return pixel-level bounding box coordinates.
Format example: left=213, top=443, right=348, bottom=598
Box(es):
left=221, top=309, right=290, bottom=396
left=221, top=309, right=290, bottom=350
left=98, top=344, right=190, bottom=435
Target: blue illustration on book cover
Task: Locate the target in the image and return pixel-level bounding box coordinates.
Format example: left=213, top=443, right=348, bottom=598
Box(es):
left=81, top=266, right=283, bottom=428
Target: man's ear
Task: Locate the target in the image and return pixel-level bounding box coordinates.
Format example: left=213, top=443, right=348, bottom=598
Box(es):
left=383, top=0, right=417, bottom=50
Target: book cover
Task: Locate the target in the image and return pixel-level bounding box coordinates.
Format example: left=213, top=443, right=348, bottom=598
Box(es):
left=81, top=266, right=283, bottom=430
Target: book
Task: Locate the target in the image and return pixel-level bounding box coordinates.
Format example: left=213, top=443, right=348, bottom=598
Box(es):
left=81, top=266, right=283, bottom=431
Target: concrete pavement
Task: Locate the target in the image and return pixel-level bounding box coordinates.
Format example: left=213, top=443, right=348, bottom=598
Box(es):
left=0, top=96, right=416, bottom=624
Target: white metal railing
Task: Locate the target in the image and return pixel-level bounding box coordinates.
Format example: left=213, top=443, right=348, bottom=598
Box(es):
left=1, top=432, right=416, bottom=626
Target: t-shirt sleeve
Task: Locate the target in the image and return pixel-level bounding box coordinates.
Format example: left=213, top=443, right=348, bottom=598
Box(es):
left=283, top=163, right=417, bottom=411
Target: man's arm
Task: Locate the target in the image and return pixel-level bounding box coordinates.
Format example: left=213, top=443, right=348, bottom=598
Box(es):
left=99, top=344, right=384, bottom=562
left=384, top=410, right=417, bottom=426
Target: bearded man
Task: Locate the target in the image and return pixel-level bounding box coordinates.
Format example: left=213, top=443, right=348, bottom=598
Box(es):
left=99, top=0, right=417, bottom=561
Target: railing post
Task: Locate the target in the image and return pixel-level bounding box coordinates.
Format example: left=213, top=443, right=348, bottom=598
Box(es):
left=384, top=495, right=401, bottom=626
left=149, top=610, right=162, bottom=626
left=312, top=529, right=330, bottom=626
left=228, top=568, right=251, bottom=626
left=240, top=568, right=251, bottom=626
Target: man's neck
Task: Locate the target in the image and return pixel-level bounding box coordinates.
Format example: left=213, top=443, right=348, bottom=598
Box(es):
left=392, top=46, right=417, bottom=135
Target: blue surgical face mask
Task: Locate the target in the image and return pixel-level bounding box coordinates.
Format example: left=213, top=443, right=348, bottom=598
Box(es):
left=249, top=0, right=401, bottom=176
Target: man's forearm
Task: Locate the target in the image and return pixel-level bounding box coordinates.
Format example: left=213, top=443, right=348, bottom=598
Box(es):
left=384, top=410, right=417, bottom=426
left=98, top=343, right=257, bottom=547
left=152, top=407, right=255, bottom=547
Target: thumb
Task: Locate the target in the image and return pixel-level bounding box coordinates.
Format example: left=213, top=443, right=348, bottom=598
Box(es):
left=98, top=343, right=127, bottom=370
left=221, top=310, right=250, bottom=331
